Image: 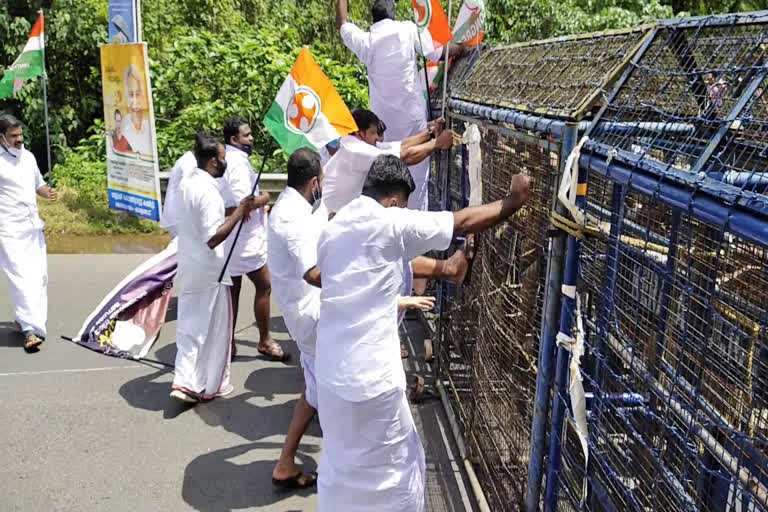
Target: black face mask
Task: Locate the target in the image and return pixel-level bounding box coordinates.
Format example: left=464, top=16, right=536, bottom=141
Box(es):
left=240, top=143, right=253, bottom=157
left=214, top=160, right=227, bottom=178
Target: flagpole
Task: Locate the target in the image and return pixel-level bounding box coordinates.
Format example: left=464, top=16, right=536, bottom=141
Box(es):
left=39, top=10, right=52, bottom=180
left=217, top=144, right=271, bottom=284
left=440, top=0, right=453, bottom=119
left=416, top=30, right=434, bottom=122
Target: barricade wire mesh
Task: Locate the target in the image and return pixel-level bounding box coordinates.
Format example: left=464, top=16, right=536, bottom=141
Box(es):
left=428, top=12, right=768, bottom=512
left=452, top=28, right=650, bottom=120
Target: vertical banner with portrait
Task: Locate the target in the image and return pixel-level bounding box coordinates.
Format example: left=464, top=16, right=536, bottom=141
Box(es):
left=100, top=43, right=162, bottom=222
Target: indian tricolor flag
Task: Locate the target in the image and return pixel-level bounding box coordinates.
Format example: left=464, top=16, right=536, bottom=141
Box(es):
left=0, top=14, right=44, bottom=100
left=264, top=47, right=358, bottom=155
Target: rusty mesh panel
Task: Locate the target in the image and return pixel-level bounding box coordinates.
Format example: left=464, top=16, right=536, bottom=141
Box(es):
left=452, top=28, right=650, bottom=120
left=461, top=128, right=559, bottom=510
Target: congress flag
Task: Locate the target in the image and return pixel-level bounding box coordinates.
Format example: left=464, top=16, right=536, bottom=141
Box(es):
left=413, top=0, right=452, bottom=50
left=0, top=14, right=44, bottom=99
left=453, top=0, right=485, bottom=46
left=264, top=47, right=358, bottom=155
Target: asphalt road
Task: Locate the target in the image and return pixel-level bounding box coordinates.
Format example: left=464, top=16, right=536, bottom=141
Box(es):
left=0, top=254, right=476, bottom=512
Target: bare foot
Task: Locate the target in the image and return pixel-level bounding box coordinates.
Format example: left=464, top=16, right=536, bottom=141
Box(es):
left=272, top=459, right=303, bottom=481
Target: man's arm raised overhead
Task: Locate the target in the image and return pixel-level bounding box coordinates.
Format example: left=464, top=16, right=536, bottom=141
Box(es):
left=336, top=0, right=348, bottom=29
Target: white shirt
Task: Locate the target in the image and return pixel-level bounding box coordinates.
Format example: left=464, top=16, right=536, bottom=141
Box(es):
left=0, top=146, right=45, bottom=237
left=315, top=195, right=454, bottom=401
left=121, top=114, right=153, bottom=155
left=267, top=186, right=328, bottom=358
left=321, top=135, right=401, bottom=213
left=341, top=19, right=440, bottom=141
left=159, top=151, right=196, bottom=234
left=222, top=145, right=267, bottom=257
left=176, top=168, right=231, bottom=295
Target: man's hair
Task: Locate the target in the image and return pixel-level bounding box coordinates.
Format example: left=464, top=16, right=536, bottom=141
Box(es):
left=362, top=154, right=415, bottom=200
left=0, top=114, right=22, bottom=135
left=351, top=108, right=381, bottom=134
left=222, top=117, right=248, bottom=145
left=194, top=134, right=223, bottom=168
left=372, top=0, right=396, bottom=22
left=287, top=148, right=322, bottom=189
left=377, top=119, right=387, bottom=137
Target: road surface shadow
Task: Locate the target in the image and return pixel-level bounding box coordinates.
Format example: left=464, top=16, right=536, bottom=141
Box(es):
left=193, top=365, right=322, bottom=441
left=183, top=441, right=317, bottom=511
left=0, top=321, right=21, bottom=348
left=117, top=344, right=194, bottom=419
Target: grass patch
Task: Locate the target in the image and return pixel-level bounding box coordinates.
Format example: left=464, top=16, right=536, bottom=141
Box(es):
left=39, top=185, right=163, bottom=235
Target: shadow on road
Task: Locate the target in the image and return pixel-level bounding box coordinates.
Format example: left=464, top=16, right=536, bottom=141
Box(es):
left=183, top=441, right=317, bottom=511
left=117, top=344, right=194, bottom=419
left=0, top=321, right=21, bottom=348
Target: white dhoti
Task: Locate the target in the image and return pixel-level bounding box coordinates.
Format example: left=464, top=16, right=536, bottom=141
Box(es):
left=0, top=229, right=48, bottom=338
left=224, top=213, right=268, bottom=277
left=300, top=352, right=318, bottom=409
left=173, top=284, right=233, bottom=399
left=317, top=386, right=425, bottom=512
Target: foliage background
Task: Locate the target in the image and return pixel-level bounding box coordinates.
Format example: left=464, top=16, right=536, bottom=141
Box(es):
left=1, top=0, right=767, bottom=232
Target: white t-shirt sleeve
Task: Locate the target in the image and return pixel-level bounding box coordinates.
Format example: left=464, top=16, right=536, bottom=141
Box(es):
left=376, top=141, right=402, bottom=157
left=285, top=226, right=318, bottom=279
left=199, top=193, right=224, bottom=242
left=340, top=22, right=370, bottom=63
left=394, top=208, right=455, bottom=261
left=226, top=160, right=252, bottom=202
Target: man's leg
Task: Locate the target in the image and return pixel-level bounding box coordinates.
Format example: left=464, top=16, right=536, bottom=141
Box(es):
left=229, top=275, right=243, bottom=359
left=247, top=264, right=288, bottom=360
left=272, top=389, right=317, bottom=486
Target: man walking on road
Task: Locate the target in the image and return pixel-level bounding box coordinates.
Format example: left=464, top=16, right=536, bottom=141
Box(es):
left=221, top=117, right=284, bottom=361
left=170, top=135, right=264, bottom=403
left=0, top=114, right=57, bottom=352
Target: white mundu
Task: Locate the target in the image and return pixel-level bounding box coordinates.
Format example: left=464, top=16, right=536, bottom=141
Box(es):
left=0, top=145, right=48, bottom=338
left=321, top=135, right=400, bottom=213
left=315, top=195, right=455, bottom=511
left=340, top=19, right=440, bottom=211
left=172, top=167, right=233, bottom=398
left=267, top=186, right=328, bottom=408
left=222, top=145, right=268, bottom=276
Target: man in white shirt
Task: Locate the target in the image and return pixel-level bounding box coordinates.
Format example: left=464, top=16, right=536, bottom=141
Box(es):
left=267, top=148, right=326, bottom=490
left=323, top=108, right=454, bottom=214
left=160, top=135, right=236, bottom=239
left=315, top=154, right=531, bottom=511
left=220, top=118, right=282, bottom=361
left=170, top=135, right=265, bottom=404
left=0, top=115, right=58, bottom=351
left=336, top=0, right=463, bottom=210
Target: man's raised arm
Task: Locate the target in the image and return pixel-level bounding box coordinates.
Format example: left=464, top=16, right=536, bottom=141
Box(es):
left=453, top=174, right=532, bottom=236
left=336, top=0, right=349, bottom=29
left=400, top=128, right=455, bottom=166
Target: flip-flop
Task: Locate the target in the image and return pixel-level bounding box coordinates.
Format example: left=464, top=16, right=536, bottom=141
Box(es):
left=272, top=471, right=318, bottom=490
left=258, top=341, right=291, bottom=362
left=23, top=333, right=42, bottom=351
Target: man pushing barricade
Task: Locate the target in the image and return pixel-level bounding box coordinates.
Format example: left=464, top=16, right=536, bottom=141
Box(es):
left=0, top=114, right=57, bottom=352
left=336, top=0, right=464, bottom=211
left=315, top=154, right=531, bottom=511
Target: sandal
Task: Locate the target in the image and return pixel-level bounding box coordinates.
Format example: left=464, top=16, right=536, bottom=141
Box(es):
left=258, top=340, right=291, bottom=362
left=23, top=332, right=43, bottom=351
left=272, top=471, right=318, bottom=490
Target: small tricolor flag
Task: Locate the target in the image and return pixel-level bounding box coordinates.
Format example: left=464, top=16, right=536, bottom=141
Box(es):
left=453, top=0, right=485, bottom=46
left=264, top=47, right=358, bottom=155
left=0, top=14, right=45, bottom=100
left=413, top=0, right=452, bottom=51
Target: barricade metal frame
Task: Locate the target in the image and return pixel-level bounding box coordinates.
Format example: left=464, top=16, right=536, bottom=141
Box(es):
left=429, top=12, right=768, bottom=512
